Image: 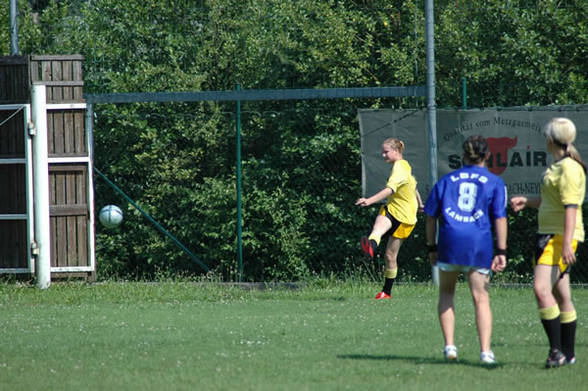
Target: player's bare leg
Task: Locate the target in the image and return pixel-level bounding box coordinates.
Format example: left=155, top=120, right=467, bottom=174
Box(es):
left=369, top=214, right=392, bottom=245
left=534, top=264, right=560, bottom=308
left=468, top=270, right=492, bottom=354
left=384, top=236, right=402, bottom=271
left=361, top=215, right=392, bottom=258
left=438, top=270, right=459, bottom=358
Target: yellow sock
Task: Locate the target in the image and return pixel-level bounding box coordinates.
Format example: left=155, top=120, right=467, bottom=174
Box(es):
left=368, top=235, right=381, bottom=246
left=561, top=310, right=577, bottom=324
left=539, top=305, right=560, bottom=320
left=385, top=268, right=398, bottom=279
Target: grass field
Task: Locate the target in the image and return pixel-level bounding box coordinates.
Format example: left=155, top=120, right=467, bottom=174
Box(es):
left=0, top=281, right=586, bottom=390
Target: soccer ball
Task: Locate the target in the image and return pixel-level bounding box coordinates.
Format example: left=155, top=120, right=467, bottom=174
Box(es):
left=98, top=205, right=123, bottom=229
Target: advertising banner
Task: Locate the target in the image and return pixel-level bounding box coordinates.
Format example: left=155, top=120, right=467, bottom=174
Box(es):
left=358, top=107, right=588, bottom=200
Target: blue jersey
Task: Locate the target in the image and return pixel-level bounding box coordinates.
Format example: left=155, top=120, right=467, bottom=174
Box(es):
left=424, top=165, right=507, bottom=268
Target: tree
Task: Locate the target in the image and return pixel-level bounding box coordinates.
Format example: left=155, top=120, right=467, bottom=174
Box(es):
left=2, top=0, right=586, bottom=280
left=436, top=0, right=587, bottom=107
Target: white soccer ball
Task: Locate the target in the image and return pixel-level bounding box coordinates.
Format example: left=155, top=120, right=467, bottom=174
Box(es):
left=99, top=205, right=123, bottom=229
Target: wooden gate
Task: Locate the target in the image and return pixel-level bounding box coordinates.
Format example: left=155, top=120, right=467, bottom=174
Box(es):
left=0, top=104, right=33, bottom=272
left=0, top=55, right=95, bottom=280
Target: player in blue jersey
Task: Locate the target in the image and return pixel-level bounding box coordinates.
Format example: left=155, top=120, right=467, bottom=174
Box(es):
left=424, top=135, right=508, bottom=364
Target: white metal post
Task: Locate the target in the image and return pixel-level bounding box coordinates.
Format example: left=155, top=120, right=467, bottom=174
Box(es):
left=25, top=105, right=35, bottom=273
left=85, top=103, right=96, bottom=276
left=31, top=84, right=51, bottom=289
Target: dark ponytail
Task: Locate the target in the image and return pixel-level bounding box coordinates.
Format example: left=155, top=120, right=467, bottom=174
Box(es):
left=462, top=135, right=488, bottom=165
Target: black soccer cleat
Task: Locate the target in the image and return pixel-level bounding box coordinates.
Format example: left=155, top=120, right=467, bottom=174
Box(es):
left=545, top=349, right=566, bottom=368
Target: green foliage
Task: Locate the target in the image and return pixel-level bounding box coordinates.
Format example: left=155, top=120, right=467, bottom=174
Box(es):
left=503, top=208, right=537, bottom=283
left=436, top=0, right=587, bottom=107
left=3, top=0, right=586, bottom=280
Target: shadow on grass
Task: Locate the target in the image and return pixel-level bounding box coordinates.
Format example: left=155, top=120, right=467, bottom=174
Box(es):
left=337, top=354, right=504, bottom=370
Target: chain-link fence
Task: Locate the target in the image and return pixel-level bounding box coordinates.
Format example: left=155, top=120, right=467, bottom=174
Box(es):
left=91, top=99, right=588, bottom=283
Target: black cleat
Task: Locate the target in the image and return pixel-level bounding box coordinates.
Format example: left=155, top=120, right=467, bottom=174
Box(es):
left=545, top=349, right=566, bottom=368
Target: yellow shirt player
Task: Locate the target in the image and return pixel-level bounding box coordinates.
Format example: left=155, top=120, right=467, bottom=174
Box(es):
left=538, top=157, right=585, bottom=244
left=356, top=138, right=423, bottom=299
left=511, top=118, right=585, bottom=368
left=384, top=159, right=419, bottom=226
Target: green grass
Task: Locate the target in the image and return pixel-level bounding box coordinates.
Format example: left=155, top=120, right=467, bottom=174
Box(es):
left=0, top=281, right=586, bottom=390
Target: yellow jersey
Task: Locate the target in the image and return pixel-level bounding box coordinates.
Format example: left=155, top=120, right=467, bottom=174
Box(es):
left=385, top=159, right=418, bottom=225
left=538, top=157, right=585, bottom=241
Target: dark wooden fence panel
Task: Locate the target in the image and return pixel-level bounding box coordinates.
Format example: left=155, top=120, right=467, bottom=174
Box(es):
left=0, top=165, right=26, bottom=214
left=0, top=221, right=27, bottom=268
left=49, top=165, right=89, bottom=268
left=0, top=105, right=27, bottom=270
left=29, top=55, right=84, bottom=103
left=0, top=109, right=26, bottom=158
left=0, top=56, right=29, bottom=104
left=48, top=109, right=87, bottom=157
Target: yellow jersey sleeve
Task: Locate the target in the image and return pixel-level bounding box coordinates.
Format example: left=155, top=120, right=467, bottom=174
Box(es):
left=559, top=159, right=585, bottom=206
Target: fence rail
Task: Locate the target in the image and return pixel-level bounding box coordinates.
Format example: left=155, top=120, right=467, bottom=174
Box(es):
left=88, top=92, right=588, bottom=282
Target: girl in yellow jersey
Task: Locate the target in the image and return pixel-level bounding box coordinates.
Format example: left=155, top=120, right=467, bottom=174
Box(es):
left=356, top=138, right=423, bottom=299
left=511, top=118, right=585, bottom=368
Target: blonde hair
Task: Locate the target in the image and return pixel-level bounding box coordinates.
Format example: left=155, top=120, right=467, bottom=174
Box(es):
left=382, top=138, right=405, bottom=153
left=544, top=117, right=586, bottom=172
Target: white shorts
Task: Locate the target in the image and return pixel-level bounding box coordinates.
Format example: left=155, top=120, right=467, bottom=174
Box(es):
left=436, top=262, right=491, bottom=275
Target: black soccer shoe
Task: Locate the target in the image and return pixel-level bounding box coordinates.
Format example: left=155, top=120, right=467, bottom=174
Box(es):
left=545, top=349, right=566, bottom=368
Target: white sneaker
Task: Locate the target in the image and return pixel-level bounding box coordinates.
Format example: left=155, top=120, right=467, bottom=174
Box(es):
left=444, top=345, right=458, bottom=360
left=480, top=351, right=496, bottom=364
left=566, top=356, right=576, bottom=365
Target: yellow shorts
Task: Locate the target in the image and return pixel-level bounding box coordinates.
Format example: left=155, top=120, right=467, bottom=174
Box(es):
left=535, top=234, right=577, bottom=273
left=378, top=206, right=415, bottom=240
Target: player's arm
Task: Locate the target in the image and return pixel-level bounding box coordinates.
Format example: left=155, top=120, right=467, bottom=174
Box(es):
left=562, top=205, right=578, bottom=265
left=415, top=188, right=425, bottom=212
left=510, top=196, right=541, bottom=212
left=425, top=215, right=437, bottom=265
left=492, top=217, right=507, bottom=272
left=560, top=163, right=583, bottom=265
left=355, top=187, right=393, bottom=207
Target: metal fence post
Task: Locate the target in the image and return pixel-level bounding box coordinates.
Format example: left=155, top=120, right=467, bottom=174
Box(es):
left=31, top=84, right=51, bottom=289
left=236, top=84, right=243, bottom=282
left=10, top=0, right=20, bottom=55
left=462, top=77, right=467, bottom=110
left=425, top=0, right=439, bottom=286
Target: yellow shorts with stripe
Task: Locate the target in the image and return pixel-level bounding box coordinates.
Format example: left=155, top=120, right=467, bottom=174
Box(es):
left=535, top=234, right=577, bottom=273
left=378, top=206, right=415, bottom=239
